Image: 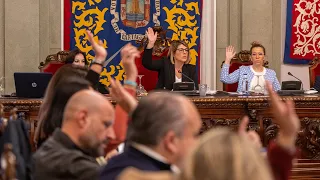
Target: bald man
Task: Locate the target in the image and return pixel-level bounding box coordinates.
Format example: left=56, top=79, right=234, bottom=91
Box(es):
left=33, top=90, right=115, bottom=180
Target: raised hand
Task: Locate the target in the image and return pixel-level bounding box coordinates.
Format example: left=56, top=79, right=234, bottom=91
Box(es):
left=238, top=116, right=262, bottom=149
left=266, top=81, right=300, bottom=150
left=225, top=45, right=236, bottom=65
left=86, top=30, right=107, bottom=63
left=146, top=27, right=158, bottom=49
left=110, top=79, right=138, bottom=113
left=121, top=43, right=140, bottom=82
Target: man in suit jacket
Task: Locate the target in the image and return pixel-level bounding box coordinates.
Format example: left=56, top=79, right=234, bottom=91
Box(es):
left=100, top=92, right=202, bottom=180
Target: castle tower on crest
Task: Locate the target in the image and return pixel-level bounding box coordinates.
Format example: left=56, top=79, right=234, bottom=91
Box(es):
left=130, top=0, right=141, bottom=14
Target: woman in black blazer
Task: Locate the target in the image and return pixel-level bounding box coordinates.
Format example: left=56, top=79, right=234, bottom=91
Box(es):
left=142, top=27, right=198, bottom=90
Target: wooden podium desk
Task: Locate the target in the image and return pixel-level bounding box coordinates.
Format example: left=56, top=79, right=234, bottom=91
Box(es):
left=1, top=95, right=320, bottom=159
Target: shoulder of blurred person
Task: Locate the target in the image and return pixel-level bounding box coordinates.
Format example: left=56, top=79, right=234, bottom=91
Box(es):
left=32, top=129, right=100, bottom=180
left=117, top=167, right=175, bottom=180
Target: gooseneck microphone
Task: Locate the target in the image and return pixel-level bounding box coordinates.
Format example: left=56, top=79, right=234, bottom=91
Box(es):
left=288, top=72, right=304, bottom=90
left=178, top=70, right=196, bottom=90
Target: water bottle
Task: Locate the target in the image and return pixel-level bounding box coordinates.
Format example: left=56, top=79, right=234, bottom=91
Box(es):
left=242, top=74, right=248, bottom=95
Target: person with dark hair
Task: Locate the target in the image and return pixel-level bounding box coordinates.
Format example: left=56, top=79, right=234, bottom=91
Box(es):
left=34, top=30, right=105, bottom=148
left=42, top=77, right=91, bottom=139
left=65, top=48, right=88, bottom=67
left=220, top=42, right=281, bottom=92
left=99, top=92, right=202, bottom=180
left=142, top=27, right=198, bottom=90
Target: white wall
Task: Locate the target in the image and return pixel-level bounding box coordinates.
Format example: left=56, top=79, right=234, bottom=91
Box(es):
left=280, top=0, right=310, bottom=89
left=200, top=0, right=216, bottom=89
left=0, top=0, right=62, bottom=93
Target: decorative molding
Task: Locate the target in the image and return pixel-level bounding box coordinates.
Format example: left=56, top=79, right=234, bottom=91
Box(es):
left=264, top=117, right=320, bottom=159
left=200, top=118, right=240, bottom=133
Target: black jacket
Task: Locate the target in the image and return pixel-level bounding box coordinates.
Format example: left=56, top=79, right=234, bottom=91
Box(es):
left=142, top=48, right=198, bottom=90
left=32, top=129, right=101, bottom=180
left=99, top=145, right=172, bottom=180
left=0, top=118, right=32, bottom=180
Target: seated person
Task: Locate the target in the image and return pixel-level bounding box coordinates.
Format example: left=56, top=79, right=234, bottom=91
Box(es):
left=65, top=48, right=88, bottom=67
left=142, top=27, right=198, bottom=90
left=33, top=89, right=116, bottom=180
left=100, top=92, right=202, bottom=180
left=220, top=42, right=281, bottom=93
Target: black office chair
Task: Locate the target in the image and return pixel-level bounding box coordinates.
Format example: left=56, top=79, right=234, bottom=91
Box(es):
left=281, top=81, right=302, bottom=90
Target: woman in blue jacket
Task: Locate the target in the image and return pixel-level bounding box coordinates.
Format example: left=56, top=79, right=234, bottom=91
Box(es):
left=220, top=42, right=281, bottom=93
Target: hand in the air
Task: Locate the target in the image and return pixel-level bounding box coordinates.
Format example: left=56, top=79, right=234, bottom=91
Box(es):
left=225, top=45, right=236, bottom=64
left=86, top=30, right=107, bottom=62
left=146, top=27, right=158, bottom=49
left=121, top=43, right=140, bottom=82
left=110, top=79, right=138, bottom=113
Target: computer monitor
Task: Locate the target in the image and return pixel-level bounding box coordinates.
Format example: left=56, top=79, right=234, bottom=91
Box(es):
left=14, top=72, right=52, bottom=98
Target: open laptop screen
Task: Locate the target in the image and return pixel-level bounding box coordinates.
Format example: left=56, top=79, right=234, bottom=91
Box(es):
left=14, top=72, right=52, bottom=98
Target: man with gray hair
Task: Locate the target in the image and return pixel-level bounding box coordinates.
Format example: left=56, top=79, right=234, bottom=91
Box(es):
left=100, top=92, right=202, bottom=180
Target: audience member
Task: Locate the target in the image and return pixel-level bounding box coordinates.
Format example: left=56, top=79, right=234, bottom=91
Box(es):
left=34, top=30, right=106, bottom=147
left=65, top=48, right=88, bottom=67
left=100, top=92, right=202, bottom=180
left=42, top=77, right=91, bottom=140
left=142, top=27, right=198, bottom=90
left=33, top=90, right=115, bottom=180
left=220, top=42, right=281, bottom=92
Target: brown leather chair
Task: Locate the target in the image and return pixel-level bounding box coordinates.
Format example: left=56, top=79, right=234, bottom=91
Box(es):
left=221, top=50, right=269, bottom=92
left=38, top=51, right=69, bottom=75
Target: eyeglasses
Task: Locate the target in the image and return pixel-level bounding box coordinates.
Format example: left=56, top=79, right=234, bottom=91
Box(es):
left=176, top=48, right=189, bottom=53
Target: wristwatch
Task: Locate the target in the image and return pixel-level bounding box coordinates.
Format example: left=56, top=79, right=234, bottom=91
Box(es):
left=90, top=59, right=104, bottom=67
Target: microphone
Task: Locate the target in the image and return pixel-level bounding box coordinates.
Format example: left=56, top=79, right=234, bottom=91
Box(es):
left=178, top=70, right=195, bottom=90
left=288, top=72, right=303, bottom=90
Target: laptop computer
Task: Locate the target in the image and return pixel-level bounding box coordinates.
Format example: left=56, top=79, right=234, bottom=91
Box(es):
left=14, top=72, right=52, bottom=98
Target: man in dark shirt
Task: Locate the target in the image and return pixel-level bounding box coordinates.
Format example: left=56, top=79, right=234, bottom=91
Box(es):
left=32, top=89, right=115, bottom=180
left=100, top=92, right=202, bottom=180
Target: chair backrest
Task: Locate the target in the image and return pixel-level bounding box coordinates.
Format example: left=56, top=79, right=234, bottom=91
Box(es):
left=38, top=51, right=69, bottom=75
left=309, top=57, right=320, bottom=88
left=136, top=26, right=171, bottom=91
left=221, top=50, right=269, bottom=92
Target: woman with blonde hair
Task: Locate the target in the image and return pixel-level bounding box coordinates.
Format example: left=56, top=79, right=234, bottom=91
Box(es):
left=142, top=27, right=198, bottom=90
left=180, top=128, right=273, bottom=180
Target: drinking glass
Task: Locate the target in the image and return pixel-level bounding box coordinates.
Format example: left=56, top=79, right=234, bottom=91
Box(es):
left=199, top=84, right=207, bottom=97
left=136, top=75, right=147, bottom=96
left=253, top=75, right=263, bottom=94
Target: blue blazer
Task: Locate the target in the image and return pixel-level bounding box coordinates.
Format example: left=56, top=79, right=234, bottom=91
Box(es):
left=99, top=146, right=172, bottom=180
left=220, top=64, right=281, bottom=92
